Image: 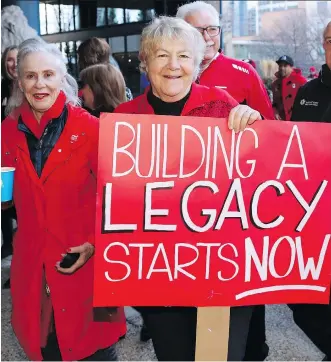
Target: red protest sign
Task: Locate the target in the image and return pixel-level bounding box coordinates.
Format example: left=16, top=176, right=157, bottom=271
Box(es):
left=94, top=114, right=331, bottom=307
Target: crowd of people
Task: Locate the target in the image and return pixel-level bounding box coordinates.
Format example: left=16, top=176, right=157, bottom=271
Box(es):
left=1, top=1, right=330, bottom=361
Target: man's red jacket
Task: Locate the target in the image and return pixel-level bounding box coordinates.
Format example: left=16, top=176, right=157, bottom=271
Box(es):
left=198, top=53, right=274, bottom=119
left=271, top=68, right=307, bottom=121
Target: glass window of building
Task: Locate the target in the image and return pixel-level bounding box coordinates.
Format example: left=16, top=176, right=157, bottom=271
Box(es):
left=97, top=7, right=106, bottom=27
left=39, top=2, right=60, bottom=34
left=107, top=8, right=125, bottom=25
left=59, top=4, right=76, bottom=32
left=127, top=35, right=141, bottom=52
left=109, top=37, right=125, bottom=53
left=39, top=1, right=81, bottom=34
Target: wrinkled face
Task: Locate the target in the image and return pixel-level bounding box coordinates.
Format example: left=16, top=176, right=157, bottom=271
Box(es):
left=81, top=84, right=95, bottom=110
left=184, top=10, right=220, bottom=63
left=323, top=24, right=331, bottom=67
left=278, top=62, right=293, bottom=77
left=146, top=38, right=195, bottom=102
left=19, top=52, right=63, bottom=117
left=6, top=49, right=18, bottom=79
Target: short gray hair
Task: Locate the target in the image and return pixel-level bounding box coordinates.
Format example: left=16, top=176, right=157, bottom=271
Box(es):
left=323, top=21, right=331, bottom=40
left=139, top=16, right=206, bottom=81
left=176, top=1, right=221, bottom=25
left=6, top=38, right=79, bottom=115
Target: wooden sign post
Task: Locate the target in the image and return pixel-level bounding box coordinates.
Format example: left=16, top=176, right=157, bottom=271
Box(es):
left=195, top=307, right=230, bottom=361
left=94, top=114, right=331, bottom=361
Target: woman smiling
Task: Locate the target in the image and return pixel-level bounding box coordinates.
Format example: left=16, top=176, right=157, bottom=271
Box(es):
left=2, top=38, right=124, bottom=361
left=115, top=16, right=262, bottom=361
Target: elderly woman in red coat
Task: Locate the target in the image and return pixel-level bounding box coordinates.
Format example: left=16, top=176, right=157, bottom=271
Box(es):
left=114, top=16, right=262, bottom=362
left=1, top=38, right=125, bottom=361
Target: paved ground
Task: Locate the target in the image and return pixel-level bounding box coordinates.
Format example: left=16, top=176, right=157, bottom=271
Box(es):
left=1, top=256, right=324, bottom=361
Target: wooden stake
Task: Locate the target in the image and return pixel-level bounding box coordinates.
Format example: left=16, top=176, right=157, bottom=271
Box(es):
left=195, top=307, right=230, bottom=361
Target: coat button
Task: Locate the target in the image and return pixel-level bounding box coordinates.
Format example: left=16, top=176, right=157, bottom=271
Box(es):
left=69, top=348, right=72, bottom=352
left=82, top=132, right=85, bottom=135
left=58, top=149, right=62, bottom=152
left=62, top=308, right=66, bottom=312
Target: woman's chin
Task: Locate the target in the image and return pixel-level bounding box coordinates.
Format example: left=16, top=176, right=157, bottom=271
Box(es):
left=161, top=86, right=187, bottom=100
left=31, top=103, right=53, bottom=114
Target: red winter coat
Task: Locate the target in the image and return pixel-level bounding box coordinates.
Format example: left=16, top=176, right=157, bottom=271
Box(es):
left=271, top=68, right=307, bottom=121
left=114, top=83, right=238, bottom=117
left=198, top=52, right=274, bottom=119
left=1, top=93, right=126, bottom=361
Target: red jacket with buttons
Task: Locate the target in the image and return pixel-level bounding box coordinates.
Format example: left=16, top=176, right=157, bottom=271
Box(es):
left=1, top=93, right=126, bottom=361
left=271, top=68, right=307, bottom=121
left=198, top=53, right=274, bottom=119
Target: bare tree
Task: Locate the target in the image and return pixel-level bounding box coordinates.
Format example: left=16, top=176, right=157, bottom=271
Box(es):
left=125, top=10, right=131, bottom=23
left=52, top=4, right=75, bottom=32
left=257, top=8, right=330, bottom=71
left=108, top=8, right=117, bottom=24
left=220, top=2, right=234, bottom=55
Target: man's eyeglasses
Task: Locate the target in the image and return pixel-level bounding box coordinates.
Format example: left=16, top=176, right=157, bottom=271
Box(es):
left=195, top=26, right=221, bottom=37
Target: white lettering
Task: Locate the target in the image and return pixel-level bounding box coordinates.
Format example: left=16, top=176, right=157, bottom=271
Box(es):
left=277, top=125, right=308, bottom=180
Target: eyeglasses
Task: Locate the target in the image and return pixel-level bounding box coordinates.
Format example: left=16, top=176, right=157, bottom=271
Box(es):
left=195, top=26, right=221, bottom=37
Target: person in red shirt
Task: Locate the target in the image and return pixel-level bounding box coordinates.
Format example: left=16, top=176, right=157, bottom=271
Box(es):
left=176, top=1, right=274, bottom=120
left=271, top=55, right=307, bottom=120
left=308, top=66, right=319, bottom=80
left=2, top=38, right=125, bottom=361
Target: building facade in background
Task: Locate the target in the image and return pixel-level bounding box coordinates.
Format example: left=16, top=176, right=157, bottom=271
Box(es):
left=2, top=0, right=225, bottom=96
left=2, top=0, right=329, bottom=86
left=257, top=0, right=301, bottom=34
left=231, top=0, right=248, bottom=37
left=247, top=7, right=258, bottom=36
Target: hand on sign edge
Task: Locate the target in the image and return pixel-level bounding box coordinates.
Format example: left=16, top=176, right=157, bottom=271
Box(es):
left=228, top=105, right=262, bottom=133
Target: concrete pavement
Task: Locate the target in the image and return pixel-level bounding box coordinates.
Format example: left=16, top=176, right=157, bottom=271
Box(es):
left=1, top=257, right=324, bottom=361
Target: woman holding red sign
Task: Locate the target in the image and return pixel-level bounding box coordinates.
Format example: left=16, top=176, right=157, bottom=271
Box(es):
left=114, top=16, right=262, bottom=361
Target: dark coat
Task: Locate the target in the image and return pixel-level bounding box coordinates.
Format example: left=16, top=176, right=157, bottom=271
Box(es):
left=291, top=64, right=331, bottom=123
left=271, top=68, right=307, bottom=121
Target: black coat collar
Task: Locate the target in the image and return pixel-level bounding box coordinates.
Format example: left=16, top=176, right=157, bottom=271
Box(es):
left=321, top=64, right=331, bottom=87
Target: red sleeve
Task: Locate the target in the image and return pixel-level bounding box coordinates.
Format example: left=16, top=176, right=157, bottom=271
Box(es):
left=213, top=87, right=239, bottom=109
left=77, top=110, right=99, bottom=247
left=87, top=113, right=100, bottom=177
left=113, top=101, right=132, bottom=114
left=247, top=67, right=274, bottom=120
left=299, top=75, right=307, bottom=86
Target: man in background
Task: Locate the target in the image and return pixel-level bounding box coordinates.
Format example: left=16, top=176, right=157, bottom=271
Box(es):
left=246, top=22, right=331, bottom=362
left=177, top=1, right=274, bottom=120
left=289, top=22, right=331, bottom=361
left=291, top=22, right=331, bottom=123
left=308, top=66, right=319, bottom=81
left=271, top=55, right=307, bottom=120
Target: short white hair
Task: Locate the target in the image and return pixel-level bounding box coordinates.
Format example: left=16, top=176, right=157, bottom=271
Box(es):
left=6, top=38, right=79, bottom=115
left=323, top=21, right=331, bottom=40
left=176, top=1, right=221, bottom=25
left=139, top=16, right=206, bottom=81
